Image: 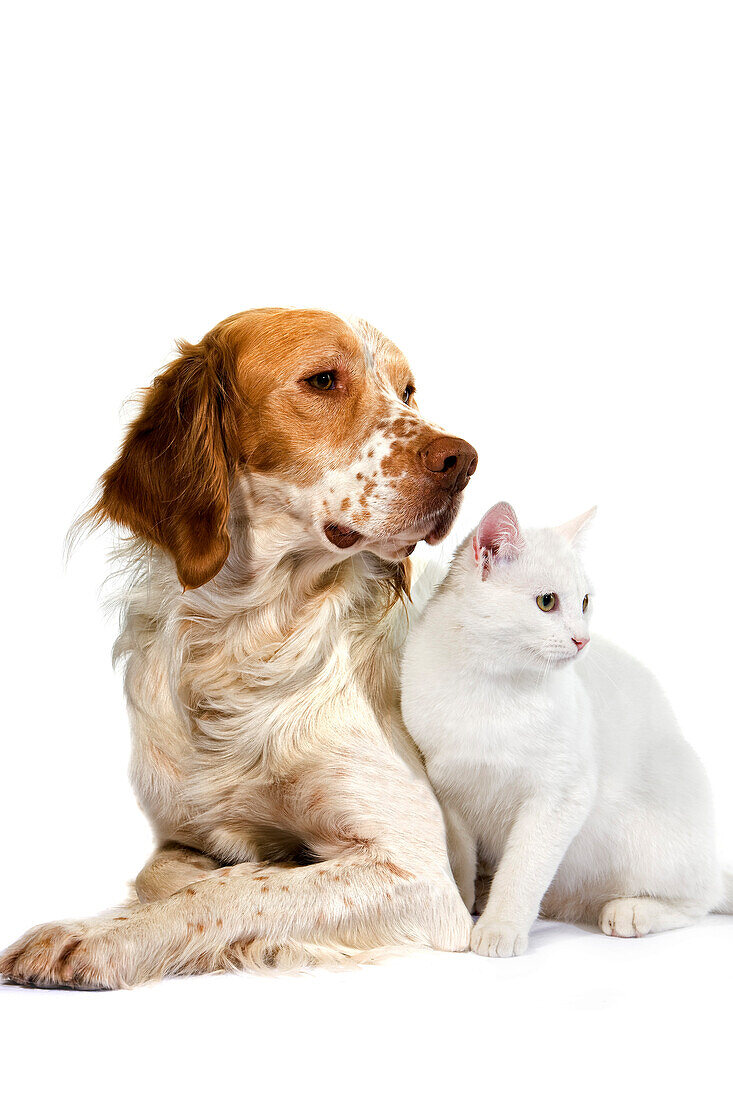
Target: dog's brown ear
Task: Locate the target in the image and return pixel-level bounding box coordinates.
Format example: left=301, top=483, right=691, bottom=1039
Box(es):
left=94, top=334, right=242, bottom=589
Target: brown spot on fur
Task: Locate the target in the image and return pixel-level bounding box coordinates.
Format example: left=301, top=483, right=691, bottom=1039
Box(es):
left=379, top=439, right=415, bottom=482
left=216, top=918, right=223, bottom=928
left=256, top=909, right=263, bottom=916
left=196, top=923, right=205, bottom=934
left=377, top=859, right=414, bottom=880
left=390, top=417, right=411, bottom=437
left=114, top=917, right=128, bottom=921
left=356, top=471, right=363, bottom=480
left=390, top=416, right=422, bottom=440
left=281, top=885, right=290, bottom=892
left=261, top=885, right=269, bottom=892
left=186, top=888, right=196, bottom=896
left=341, top=498, right=350, bottom=510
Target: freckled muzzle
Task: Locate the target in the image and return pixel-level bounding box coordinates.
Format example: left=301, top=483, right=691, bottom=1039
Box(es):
left=376, top=431, right=479, bottom=549
left=322, top=421, right=478, bottom=556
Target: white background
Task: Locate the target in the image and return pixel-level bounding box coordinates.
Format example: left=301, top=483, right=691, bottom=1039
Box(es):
left=1, top=1, right=731, bottom=1096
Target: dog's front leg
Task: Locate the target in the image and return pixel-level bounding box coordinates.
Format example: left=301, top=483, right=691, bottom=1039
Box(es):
left=135, top=842, right=222, bottom=902
left=0, top=849, right=470, bottom=989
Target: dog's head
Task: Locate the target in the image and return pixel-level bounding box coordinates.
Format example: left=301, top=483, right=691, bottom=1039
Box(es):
left=94, top=308, right=478, bottom=589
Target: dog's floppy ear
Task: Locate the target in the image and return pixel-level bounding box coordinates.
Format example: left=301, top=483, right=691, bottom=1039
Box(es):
left=93, top=334, right=242, bottom=589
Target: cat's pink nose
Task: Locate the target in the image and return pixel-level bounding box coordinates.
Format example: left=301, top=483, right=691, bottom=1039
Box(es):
left=573, top=637, right=589, bottom=652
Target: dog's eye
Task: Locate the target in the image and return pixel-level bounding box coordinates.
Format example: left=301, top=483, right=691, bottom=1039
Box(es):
left=307, top=371, right=336, bottom=391
left=402, top=384, right=415, bottom=405
left=536, top=593, right=557, bottom=612
left=582, top=594, right=589, bottom=613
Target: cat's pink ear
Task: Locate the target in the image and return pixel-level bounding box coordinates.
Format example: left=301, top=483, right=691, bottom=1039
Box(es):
left=472, top=502, right=525, bottom=578
left=555, top=506, right=597, bottom=546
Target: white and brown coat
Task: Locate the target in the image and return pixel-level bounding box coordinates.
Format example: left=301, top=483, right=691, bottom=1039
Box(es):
left=1, top=308, right=477, bottom=988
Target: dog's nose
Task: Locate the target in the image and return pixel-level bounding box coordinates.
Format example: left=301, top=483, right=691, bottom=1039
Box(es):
left=573, top=637, right=589, bottom=652
left=420, top=436, right=478, bottom=493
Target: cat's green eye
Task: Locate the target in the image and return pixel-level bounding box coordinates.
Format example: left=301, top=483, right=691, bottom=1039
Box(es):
left=582, top=594, right=589, bottom=613
left=536, top=593, right=557, bottom=612
left=307, top=371, right=336, bottom=391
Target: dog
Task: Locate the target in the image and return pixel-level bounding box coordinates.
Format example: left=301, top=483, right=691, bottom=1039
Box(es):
left=0, top=308, right=478, bottom=988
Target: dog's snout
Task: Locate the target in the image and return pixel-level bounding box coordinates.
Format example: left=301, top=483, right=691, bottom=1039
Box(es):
left=420, top=437, right=478, bottom=493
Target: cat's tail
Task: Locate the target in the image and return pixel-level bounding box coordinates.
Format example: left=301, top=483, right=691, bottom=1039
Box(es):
left=712, top=870, right=733, bottom=915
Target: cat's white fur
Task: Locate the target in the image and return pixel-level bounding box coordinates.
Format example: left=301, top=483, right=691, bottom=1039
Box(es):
left=401, top=502, right=732, bottom=957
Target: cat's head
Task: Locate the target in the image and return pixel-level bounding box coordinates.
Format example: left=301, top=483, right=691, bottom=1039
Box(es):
left=465, top=501, right=596, bottom=673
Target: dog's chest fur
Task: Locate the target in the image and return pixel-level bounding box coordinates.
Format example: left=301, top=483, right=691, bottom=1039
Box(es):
left=115, top=527, right=414, bottom=865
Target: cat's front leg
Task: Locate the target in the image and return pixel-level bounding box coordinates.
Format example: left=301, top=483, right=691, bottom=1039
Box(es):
left=471, top=786, right=591, bottom=958
left=443, top=805, right=477, bottom=912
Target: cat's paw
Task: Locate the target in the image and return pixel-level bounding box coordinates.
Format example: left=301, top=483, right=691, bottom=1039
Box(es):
left=599, top=896, right=697, bottom=938
left=600, top=898, right=648, bottom=938
left=471, top=920, right=528, bottom=958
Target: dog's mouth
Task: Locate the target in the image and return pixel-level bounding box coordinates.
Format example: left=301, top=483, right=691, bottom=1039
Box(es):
left=324, top=495, right=460, bottom=557
left=324, top=523, right=364, bottom=550
left=324, top=520, right=419, bottom=557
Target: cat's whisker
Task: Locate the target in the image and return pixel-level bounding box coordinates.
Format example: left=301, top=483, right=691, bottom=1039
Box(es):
left=584, top=650, right=623, bottom=696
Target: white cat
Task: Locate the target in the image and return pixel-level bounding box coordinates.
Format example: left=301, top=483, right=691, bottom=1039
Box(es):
left=401, top=502, right=732, bottom=957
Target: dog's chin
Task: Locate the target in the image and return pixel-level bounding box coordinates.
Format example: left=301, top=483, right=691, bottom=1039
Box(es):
left=423, top=497, right=461, bottom=545
left=322, top=494, right=463, bottom=562
left=323, top=529, right=417, bottom=562
left=360, top=497, right=463, bottom=561
left=368, top=541, right=418, bottom=562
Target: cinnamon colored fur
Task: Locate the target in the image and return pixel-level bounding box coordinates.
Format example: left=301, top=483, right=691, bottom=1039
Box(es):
left=0, top=308, right=477, bottom=988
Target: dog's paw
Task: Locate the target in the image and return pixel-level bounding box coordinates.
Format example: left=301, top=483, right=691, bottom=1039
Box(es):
left=0, top=917, right=145, bottom=990
left=471, top=920, right=528, bottom=958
